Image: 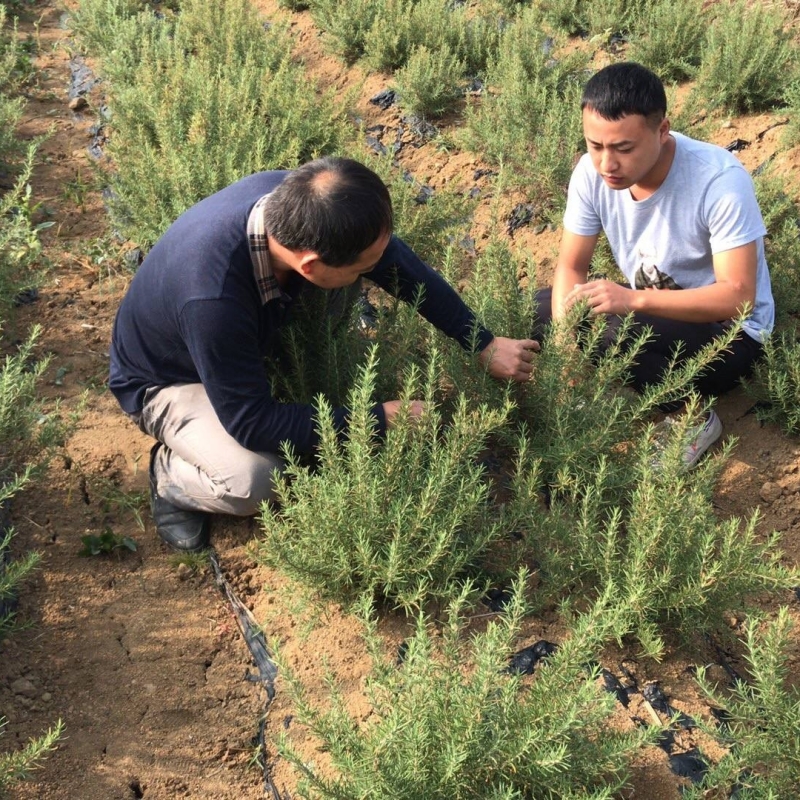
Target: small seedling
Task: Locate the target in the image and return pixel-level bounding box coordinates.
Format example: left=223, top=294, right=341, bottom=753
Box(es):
left=79, top=528, right=137, bottom=557
left=168, top=549, right=211, bottom=573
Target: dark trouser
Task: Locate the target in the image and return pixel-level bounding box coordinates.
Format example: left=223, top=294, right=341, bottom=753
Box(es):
left=533, top=287, right=763, bottom=412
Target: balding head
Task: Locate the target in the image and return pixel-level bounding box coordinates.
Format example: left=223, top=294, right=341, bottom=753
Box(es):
left=262, top=157, right=393, bottom=266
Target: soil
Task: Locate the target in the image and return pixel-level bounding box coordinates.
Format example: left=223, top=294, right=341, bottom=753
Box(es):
left=2, top=2, right=800, bottom=799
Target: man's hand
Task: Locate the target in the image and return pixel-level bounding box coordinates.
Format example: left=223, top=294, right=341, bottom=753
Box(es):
left=478, top=336, right=540, bottom=382
left=564, top=279, right=637, bottom=316
left=382, top=399, right=425, bottom=428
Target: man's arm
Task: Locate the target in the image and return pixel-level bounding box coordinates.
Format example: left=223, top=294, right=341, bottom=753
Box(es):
left=369, top=236, right=538, bottom=382
left=565, top=241, right=757, bottom=322
left=551, top=229, right=599, bottom=319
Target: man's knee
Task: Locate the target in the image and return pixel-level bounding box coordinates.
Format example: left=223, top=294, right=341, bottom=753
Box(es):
left=225, top=452, right=284, bottom=516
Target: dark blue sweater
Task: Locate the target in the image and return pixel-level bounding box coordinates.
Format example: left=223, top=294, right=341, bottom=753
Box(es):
left=109, top=171, right=494, bottom=454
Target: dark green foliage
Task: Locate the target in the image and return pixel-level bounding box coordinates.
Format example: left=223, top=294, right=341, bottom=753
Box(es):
left=257, top=348, right=520, bottom=611
left=0, top=153, right=48, bottom=313
left=0, top=6, right=34, bottom=169
left=626, top=0, right=707, bottom=82
left=539, top=0, right=650, bottom=37
left=78, top=529, right=138, bottom=557
left=685, top=608, right=800, bottom=799
left=786, top=78, right=800, bottom=148
left=695, top=0, right=798, bottom=113
left=276, top=585, right=654, bottom=799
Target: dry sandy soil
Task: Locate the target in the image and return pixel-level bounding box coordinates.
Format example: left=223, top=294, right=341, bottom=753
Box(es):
left=2, top=2, right=800, bottom=798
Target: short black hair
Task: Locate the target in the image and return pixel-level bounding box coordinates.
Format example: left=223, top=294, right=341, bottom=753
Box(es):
left=262, top=157, right=393, bottom=267
left=581, top=62, right=667, bottom=127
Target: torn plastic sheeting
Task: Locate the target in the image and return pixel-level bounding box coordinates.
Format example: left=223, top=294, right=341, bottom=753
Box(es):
left=642, top=682, right=697, bottom=730
left=68, top=55, right=99, bottom=99
left=400, top=114, right=438, bottom=141
left=482, top=587, right=513, bottom=613
left=506, top=203, right=535, bottom=237
left=506, top=639, right=558, bottom=675
left=668, top=748, right=708, bottom=784
left=725, top=139, right=750, bottom=152
left=369, top=88, right=397, bottom=110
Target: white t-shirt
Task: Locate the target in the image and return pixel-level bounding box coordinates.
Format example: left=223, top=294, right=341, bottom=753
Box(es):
left=563, top=131, right=774, bottom=341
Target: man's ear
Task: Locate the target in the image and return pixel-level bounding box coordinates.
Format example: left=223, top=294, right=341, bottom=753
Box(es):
left=297, top=251, right=322, bottom=276
left=659, top=116, right=671, bottom=142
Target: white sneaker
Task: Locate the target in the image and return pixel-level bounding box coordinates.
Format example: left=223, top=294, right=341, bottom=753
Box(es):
left=653, top=409, right=723, bottom=470
left=682, top=409, right=723, bottom=469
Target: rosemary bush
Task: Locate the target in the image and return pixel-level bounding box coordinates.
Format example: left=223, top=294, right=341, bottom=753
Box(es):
left=747, top=331, right=800, bottom=435
left=0, top=152, right=48, bottom=313
left=257, top=348, right=520, bottom=611
left=786, top=78, right=800, bottom=148
left=276, top=583, right=653, bottom=799
left=753, top=169, right=800, bottom=325
left=463, top=10, right=587, bottom=208
left=308, top=0, right=380, bottom=63
left=685, top=608, right=800, bottom=799
left=392, top=44, right=465, bottom=118
left=75, top=0, right=350, bottom=249
left=67, top=0, right=147, bottom=56
left=0, top=6, right=32, bottom=167
left=626, top=0, right=707, bottom=82
left=695, top=0, right=798, bottom=113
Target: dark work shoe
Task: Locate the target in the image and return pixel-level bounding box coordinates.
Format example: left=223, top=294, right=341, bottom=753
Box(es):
left=149, top=443, right=211, bottom=552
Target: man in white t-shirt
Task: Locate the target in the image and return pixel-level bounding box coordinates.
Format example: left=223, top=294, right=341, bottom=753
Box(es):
left=538, top=62, right=774, bottom=467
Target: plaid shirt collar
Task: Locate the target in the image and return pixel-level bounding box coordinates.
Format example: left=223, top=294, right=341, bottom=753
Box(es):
left=247, top=192, right=284, bottom=304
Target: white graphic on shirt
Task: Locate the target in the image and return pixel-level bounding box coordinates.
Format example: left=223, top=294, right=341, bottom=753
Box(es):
left=633, top=246, right=682, bottom=290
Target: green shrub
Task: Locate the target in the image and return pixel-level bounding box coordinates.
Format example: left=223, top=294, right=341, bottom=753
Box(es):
left=754, top=169, right=800, bottom=326
left=626, top=0, right=707, bottom=82
left=361, top=0, right=502, bottom=78
left=0, top=6, right=34, bottom=167
left=276, top=584, right=653, bottom=799
left=695, top=0, right=798, bottom=113
left=85, top=0, right=350, bottom=248
left=0, top=147, right=46, bottom=310
left=0, top=718, right=64, bottom=792
left=257, top=347, right=521, bottom=611
left=463, top=13, right=587, bottom=209
left=393, top=44, right=465, bottom=118
left=747, top=331, right=800, bottom=435
left=539, top=0, right=651, bottom=36
left=67, top=0, right=148, bottom=56
left=785, top=78, right=800, bottom=148
left=309, top=0, right=380, bottom=63
left=362, top=0, right=418, bottom=73
left=583, top=0, right=651, bottom=37
left=685, top=608, right=800, bottom=799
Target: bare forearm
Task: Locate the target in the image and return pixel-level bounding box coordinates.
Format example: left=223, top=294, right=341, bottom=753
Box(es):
left=632, top=282, right=755, bottom=323
left=552, top=264, right=589, bottom=319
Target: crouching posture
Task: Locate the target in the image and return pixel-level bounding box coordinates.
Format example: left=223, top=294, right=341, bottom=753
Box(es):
left=535, top=62, right=774, bottom=468
left=109, top=157, right=538, bottom=551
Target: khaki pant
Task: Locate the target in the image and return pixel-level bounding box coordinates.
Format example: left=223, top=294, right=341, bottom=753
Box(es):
left=134, top=383, right=284, bottom=516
